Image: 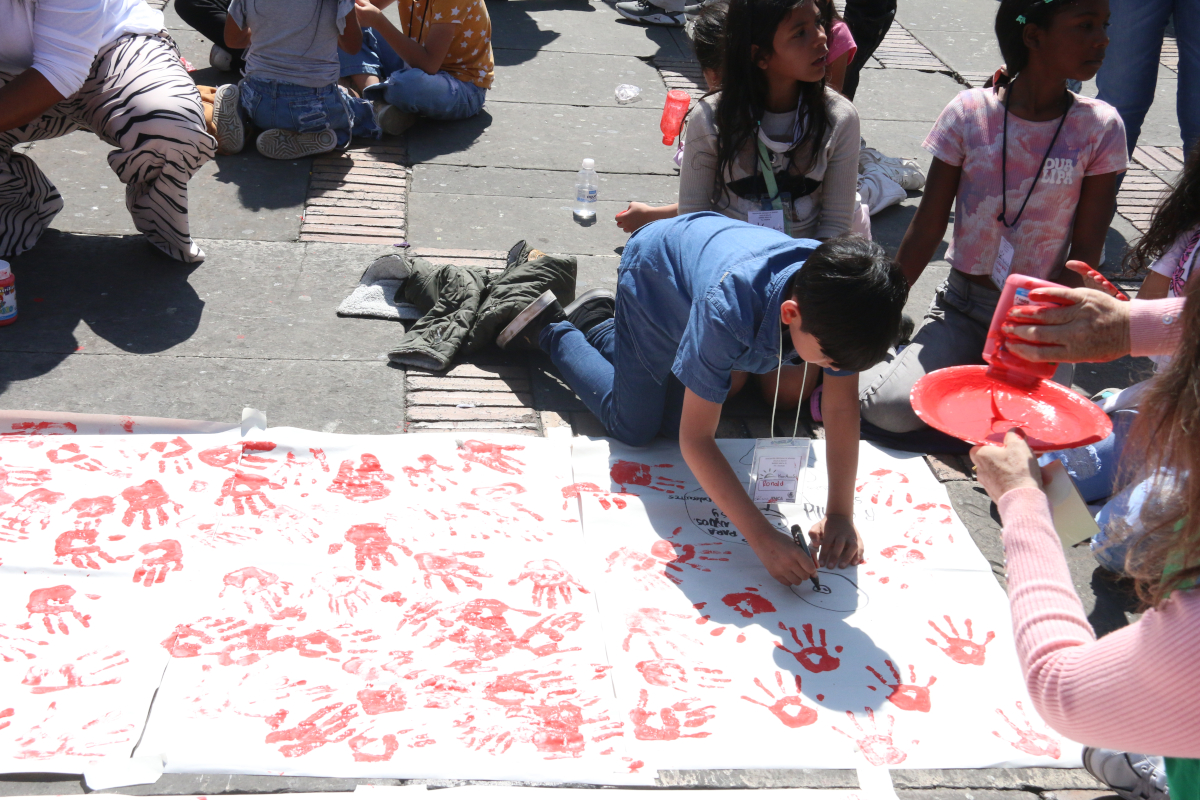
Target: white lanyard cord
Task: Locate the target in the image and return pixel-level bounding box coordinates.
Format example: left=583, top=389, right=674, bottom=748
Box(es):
left=769, top=324, right=808, bottom=438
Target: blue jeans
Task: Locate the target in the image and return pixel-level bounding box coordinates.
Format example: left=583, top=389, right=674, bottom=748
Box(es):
left=238, top=76, right=379, bottom=149
left=540, top=318, right=685, bottom=447
left=1095, top=0, right=1200, bottom=155
left=340, top=28, right=486, bottom=120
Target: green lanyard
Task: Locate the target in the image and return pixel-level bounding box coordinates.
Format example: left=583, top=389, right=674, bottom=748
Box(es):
left=756, top=136, right=792, bottom=237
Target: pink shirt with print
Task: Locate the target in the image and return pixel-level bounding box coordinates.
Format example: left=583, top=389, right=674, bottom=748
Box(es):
left=923, top=88, right=1127, bottom=280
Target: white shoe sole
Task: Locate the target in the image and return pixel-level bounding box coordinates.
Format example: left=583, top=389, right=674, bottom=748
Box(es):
left=616, top=6, right=683, bottom=25
left=213, top=84, right=244, bottom=156
left=255, top=128, right=337, bottom=160
left=497, top=289, right=557, bottom=350
left=563, top=287, right=614, bottom=317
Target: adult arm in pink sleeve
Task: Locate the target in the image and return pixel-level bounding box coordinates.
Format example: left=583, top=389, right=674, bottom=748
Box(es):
left=1128, top=297, right=1186, bottom=357
left=997, top=486, right=1200, bottom=758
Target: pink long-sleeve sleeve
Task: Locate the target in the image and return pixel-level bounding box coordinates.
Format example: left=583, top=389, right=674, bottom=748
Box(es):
left=1129, top=297, right=1186, bottom=357
left=997, top=486, right=1200, bottom=758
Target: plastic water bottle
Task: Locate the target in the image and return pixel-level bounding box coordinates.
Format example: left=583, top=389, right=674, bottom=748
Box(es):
left=573, top=158, right=598, bottom=223
left=0, top=261, right=16, bottom=326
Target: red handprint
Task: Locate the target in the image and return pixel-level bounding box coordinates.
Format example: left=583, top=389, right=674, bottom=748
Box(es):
left=16, top=707, right=134, bottom=760
left=45, top=442, right=104, bottom=471
left=345, top=523, right=409, bottom=571
left=832, top=708, right=907, bottom=766
left=562, top=482, right=628, bottom=511
left=120, top=480, right=182, bottom=529
left=149, top=436, right=194, bottom=473
left=622, top=607, right=699, bottom=653
left=197, top=444, right=240, bottom=470
left=216, top=471, right=282, bottom=516
left=880, top=544, right=926, bottom=564
left=307, top=572, right=382, bottom=616
left=483, top=669, right=573, bottom=706
left=265, top=703, right=358, bottom=757
left=0, top=628, right=48, bottom=661
left=68, top=495, right=115, bottom=519
left=27, top=585, right=90, bottom=634
left=865, top=661, right=937, bottom=712
left=429, top=599, right=538, bottom=662
left=635, top=659, right=728, bottom=689
left=456, top=440, right=525, bottom=474
left=132, top=539, right=184, bottom=586
left=629, top=689, right=714, bottom=740
left=652, top=535, right=732, bottom=583
left=741, top=672, right=817, bottom=728
left=471, top=482, right=525, bottom=498
left=509, top=559, right=588, bottom=608
left=856, top=468, right=913, bottom=508
left=926, top=616, right=995, bottom=666
left=54, top=527, right=130, bottom=570
left=993, top=701, right=1061, bottom=759
left=357, top=685, right=407, bottom=715
left=605, top=547, right=674, bottom=591
left=220, top=567, right=305, bottom=620
left=416, top=551, right=490, bottom=592
left=776, top=623, right=843, bottom=673
left=609, top=461, right=686, bottom=493
left=902, top=503, right=956, bottom=546
left=402, top=455, right=457, bottom=491
left=21, top=649, right=128, bottom=693
left=0, top=708, right=11, bottom=731
left=517, top=612, right=584, bottom=657
left=455, top=715, right=517, bottom=754
left=348, top=732, right=399, bottom=762
left=722, top=589, right=777, bottom=618
left=0, top=488, right=65, bottom=541
left=2, top=421, right=76, bottom=436
left=328, top=454, right=393, bottom=502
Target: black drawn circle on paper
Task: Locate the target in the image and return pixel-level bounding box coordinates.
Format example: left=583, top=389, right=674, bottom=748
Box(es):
left=789, top=571, right=869, bottom=613
left=682, top=486, right=787, bottom=546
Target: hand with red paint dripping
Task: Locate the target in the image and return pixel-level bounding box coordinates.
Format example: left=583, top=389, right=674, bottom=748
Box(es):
left=132, top=539, right=184, bottom=587
left=1002, top=285, right=1131, bottom=364
left=970, top=429, right=1043, bottom=504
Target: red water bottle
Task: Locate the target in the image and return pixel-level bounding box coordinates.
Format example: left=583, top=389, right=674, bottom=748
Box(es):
left=660, top=90, right=691, bottom=146
left=0, top=260, right=16, bottom=327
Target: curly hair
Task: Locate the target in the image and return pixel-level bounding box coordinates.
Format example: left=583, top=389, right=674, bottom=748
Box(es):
left=1125, top=142, right=1200, bottom=274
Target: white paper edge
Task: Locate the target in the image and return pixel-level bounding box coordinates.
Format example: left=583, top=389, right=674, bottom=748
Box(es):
left=83, top=754, right=164, bottom=790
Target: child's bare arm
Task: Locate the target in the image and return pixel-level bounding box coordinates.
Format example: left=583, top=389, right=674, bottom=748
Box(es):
left=895, top=157, right=960, bottom=286
left=355, top=0, right=454, bottom=75
left=811, top=372, right=863, bottom=568
left=1063, top=171, right=1120, bottom=279
left=339, top=8, right=364, bottom=55
left=1136, top=271, right=1170, bottom=300
left=224, top=14, right=252, bottom=48
left=615, top=202, right=677, bottom=233
left=678, top=389, right=817, bottom=586
left=826, top=51, right=849, bottom=95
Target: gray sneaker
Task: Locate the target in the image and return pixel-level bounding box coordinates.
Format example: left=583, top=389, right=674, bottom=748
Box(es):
left=255, top=128, right=337, bottom=160
left=1082, top=747, right=1169, bottom=800
left=616, top=0, right=685, bottom=26
left=373, top=102, right=417, bottom=136
left=212, top=83, right=244, bottom=155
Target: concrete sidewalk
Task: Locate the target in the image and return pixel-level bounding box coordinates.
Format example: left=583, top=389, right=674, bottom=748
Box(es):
left=1, top=0, right=1184, bottom=795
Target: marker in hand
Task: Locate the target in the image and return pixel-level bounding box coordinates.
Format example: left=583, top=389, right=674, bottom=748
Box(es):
left=790, top=524, right=822, bottom=592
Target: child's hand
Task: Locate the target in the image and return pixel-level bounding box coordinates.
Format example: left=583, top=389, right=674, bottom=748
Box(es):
left=615, top=202, right=654, bottom=233
left=354, top=0, right=387, bottom=29
left=747, top=527, right=817, bottom=586
left=970, top=429, right=1043, bottom=504
left=1065, top=260, right=1130, bottom=300
left=808, top=514, right=863, bottom=569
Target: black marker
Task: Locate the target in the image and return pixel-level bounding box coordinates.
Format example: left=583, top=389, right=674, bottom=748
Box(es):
left=790, top=524, right=822, bottom=592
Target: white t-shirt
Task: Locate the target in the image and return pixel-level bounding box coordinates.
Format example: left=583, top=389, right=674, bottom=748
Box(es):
left=0, top=0, right=164, bottom=98
left=1148, top=226, right=1199, bottom=370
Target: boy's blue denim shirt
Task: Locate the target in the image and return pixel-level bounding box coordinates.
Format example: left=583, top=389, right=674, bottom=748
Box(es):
left=618, top=212, right=852, bottom=405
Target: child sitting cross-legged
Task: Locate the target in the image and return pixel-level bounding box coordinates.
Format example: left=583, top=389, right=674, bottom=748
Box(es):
left=210, top=0, right=381, bottom=159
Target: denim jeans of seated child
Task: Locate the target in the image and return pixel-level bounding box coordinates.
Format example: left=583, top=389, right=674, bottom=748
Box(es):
left=238, top=76, right=380, bottom=149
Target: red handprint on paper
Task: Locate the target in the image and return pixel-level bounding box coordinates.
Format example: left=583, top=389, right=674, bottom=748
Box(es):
left=722, top=588, right=777, bottom=618
left=328, top=454, right=393, bottom=502
left=629, top=689, right=714, bottom=740
left=902, top=503, right=956, bottom=546
left=562, top=482, right=628, bottom=511
left=516, top=612, right=584, bottom=657
left=357, top=685, right=407, bottom=715
left=993, top=701, right=1061, bottom=759
left=483, top=669, right=573, bottom=706
left=27, top=586, right=90, bottom=635
left=652, top=535, right=732, bottom=583
left=120, top=480, right=182, bottom=529
left=865, top=661, right=937, bottom=712
left=54, top=527, right=131, bottom=570
left=776, top=623, right=843, bottom=673
left=132, top=539, right=183, bottom=586
left=0, top=488, right=65, bottom=541
left=609, top=461, right=685, bottom=494
left=880, top=544, right=926, bottom=564
left=69, top=495, right=116, bottom=520
left=307, top=572, right=382, bottom=616
left=216, top=471, right=282, bottom=516
left=345, top=523, right=409, bottom=571
left=635, top=659, right=729, bottom=690
left=509, top=559, right=588, bottom=608
left=0, top=708, right=11, bottom=731
left=2, top=421, right=76, bottom=436
left=456, top=440, right=525, bottom=474
left=415, top=551, right=490, bottom=592
left=15, top=707, right=134, bottom=760
left=833, top=708, right=907, bottom=766
left=402, top=455, right=457, bottom=491
left=197, top=444, right=240, bottom=470
left=428, top=599, right=537, bottom=663
left=348, top=731, right=399, bottom=762
left=0, top=628, right=48, bottom=661
left=148, top=436, right=194, bottom=474
left=413, top=673, right=471, bottom=708
left=265, top=703, right=358, bottom=757
left=471, top=482, right=525, bottom=499
left=45, top=442, right=104, bottom=472
left=221, top=567, right=305, bottom=620
left=741, top=672, right=817, bottom=728
left=622, top=607, right=700, bottom=654
left=926, top=616, right=995, bottom=666
left=455, top=714, right=518, bottom=754
left=605, top=547, right=674, bottom=591
left=856, top=468, right=913, bottom=508
left=21, top=649, right=127, bottom=692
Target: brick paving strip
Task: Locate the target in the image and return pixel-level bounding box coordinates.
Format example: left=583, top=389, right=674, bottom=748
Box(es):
left=301, top=142, right=409, bottom=245
left=1161, top=35, right=1179, bottom=72
left=1115, top=146, right=1183, bottom=234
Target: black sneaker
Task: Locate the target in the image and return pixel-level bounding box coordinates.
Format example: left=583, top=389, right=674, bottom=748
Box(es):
left=563, top=288, right=615, bottom=335
left=897, top=313, right=916, bottom=346
left=615, top=0, right=685, bottom=26
left=497, top=290, right=565, bottom=350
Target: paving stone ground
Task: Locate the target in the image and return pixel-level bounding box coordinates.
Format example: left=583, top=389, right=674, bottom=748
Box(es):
left=0, top=0, right=1183, bottom=795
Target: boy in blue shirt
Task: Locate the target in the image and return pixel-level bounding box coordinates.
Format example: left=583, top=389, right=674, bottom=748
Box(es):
left=499, top=213, right=908, bottom=586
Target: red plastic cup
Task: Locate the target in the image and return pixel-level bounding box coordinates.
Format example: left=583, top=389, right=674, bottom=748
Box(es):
left=660, top=90, right=691, bottom=146
left=982, top=274, right=1068, bottom=386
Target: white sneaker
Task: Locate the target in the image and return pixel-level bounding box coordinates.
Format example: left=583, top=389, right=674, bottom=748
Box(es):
left=373, top=102, right=417, bottom=136
left=209, top=43, right=234, bottom=72
left=859, top=146, right=925, bottom=191
left=212, top=84, right=244, bottom=155
left=615, top=0, right=685, bottom=26
left=255, top=128, right=337, bottom=159
left=1082, top=748, right=1169, bottom=800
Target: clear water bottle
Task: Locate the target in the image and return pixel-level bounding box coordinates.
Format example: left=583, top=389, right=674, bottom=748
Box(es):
left=573, top=158, right=598, bottom=222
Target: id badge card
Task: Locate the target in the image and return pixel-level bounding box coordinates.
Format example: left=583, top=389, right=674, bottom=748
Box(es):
left=991, top=236, right=1015, bottom=288
left=748, top=437, right=811, bottom=504
left=748, top=209, right=786, bottom=232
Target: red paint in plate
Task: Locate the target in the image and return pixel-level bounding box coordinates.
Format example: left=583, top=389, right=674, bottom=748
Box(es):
left=911, top=365, right=1112, bottom=452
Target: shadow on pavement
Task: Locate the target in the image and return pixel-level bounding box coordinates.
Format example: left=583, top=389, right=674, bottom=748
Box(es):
left=491, top=0, right=588, bottom=65
left=207, top=149, right=313, bottom=212
left=408, top=109, right=495, bottom=163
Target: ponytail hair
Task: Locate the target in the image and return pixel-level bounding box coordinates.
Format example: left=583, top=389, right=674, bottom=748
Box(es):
left=994, top=0, right=1082, bottom=76
left=686, top=0, right=728, bottom=76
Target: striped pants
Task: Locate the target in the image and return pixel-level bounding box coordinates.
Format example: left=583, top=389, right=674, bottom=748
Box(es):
left=0, top=32, right=217, bottom=263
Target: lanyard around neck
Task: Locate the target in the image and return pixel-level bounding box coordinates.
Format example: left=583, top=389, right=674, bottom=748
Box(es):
left=756, top=129, right=792, bottom=237
left=997, top=80, right=1072, bottom=229
left=408, top=0, right=432, bottom=43
left=769, top=323, right=807, bottom=438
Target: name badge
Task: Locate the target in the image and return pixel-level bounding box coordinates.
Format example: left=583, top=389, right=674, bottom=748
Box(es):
left=991, top=236, right=1015, bottom=289
left=747, top=209, right=786, bottom=233
left=748, top=437, right=811, bottom=504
